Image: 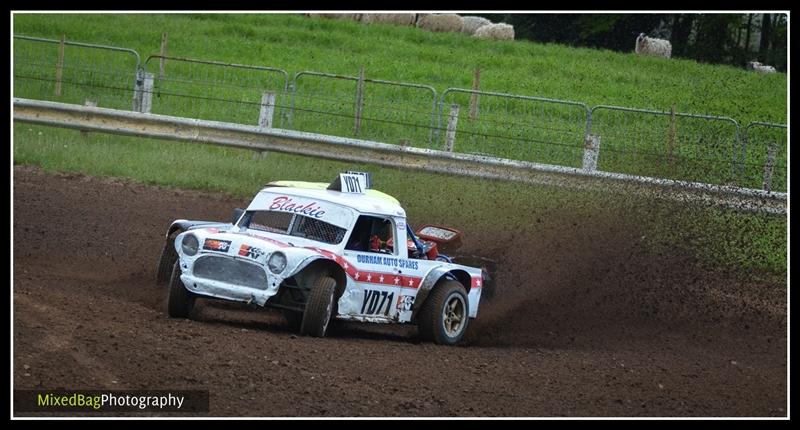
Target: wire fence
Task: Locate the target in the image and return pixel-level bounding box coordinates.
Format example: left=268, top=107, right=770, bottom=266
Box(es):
left=740, top=122, right=787, bottom=192
left=13, top=35, right=141, bottom=111
left=12, top=35, right=788, bottom=193
left=588, top=106, right=742, bottom=187
left=143, top=55, right=289, bottom=127
left=438, top=89, right=589, bottom=167
left=288, top=71, right=438, bottom=148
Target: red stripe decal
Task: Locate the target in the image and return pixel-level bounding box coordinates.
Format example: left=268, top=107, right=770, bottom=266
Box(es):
left=305, top=247, right=423, bottom=289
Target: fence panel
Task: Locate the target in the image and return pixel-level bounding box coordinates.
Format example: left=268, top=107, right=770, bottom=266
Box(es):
left=143, top=55, right=289, bottom=127
left=288, top=71, right=438, bottom=148
left=740, top=122, right=787, bottom=192
left=13, top=35, right=141, bottom=110
left=437, top=89, right=590, bottom=167
left=589, top=106, right=741, bottom=186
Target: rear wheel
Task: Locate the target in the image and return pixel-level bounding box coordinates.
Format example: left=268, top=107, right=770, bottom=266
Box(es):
left=300, top=276, right=337, bottom=337
left=418, top=280, right=469, bottom=345
left=167, top=261, right=196, bottom=318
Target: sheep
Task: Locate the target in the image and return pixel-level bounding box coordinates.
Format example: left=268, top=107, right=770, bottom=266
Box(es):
left=473, top=23, right=515, bottom=41
left=635, top=33, right=672, bottom=58
left=416, top=13, right=464, bottom=33
left=360, top=13, right=417, bottom=26
left=307, top=13, right=361, bottom=21
left=747, top=61, right=777, bottom=73
left=461, top=16, right=492, bottom=35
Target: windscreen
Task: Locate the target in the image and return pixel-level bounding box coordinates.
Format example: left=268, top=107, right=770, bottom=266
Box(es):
left=244, top=210, right=347, bottom=245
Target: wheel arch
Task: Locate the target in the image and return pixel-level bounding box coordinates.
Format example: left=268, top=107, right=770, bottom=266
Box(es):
left=165, top=219, right=226, bottom=239
left=293, top=257, right=348, bottom=298
left=411, top=267, right=471, bottom=322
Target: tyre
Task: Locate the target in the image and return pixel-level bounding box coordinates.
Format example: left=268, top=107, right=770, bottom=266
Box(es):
left=156, top=231, right=181, bottom=285
left=167, top=261, right=195, bottom=318
left=418, top=280, right=469, bottom=345
left=300, top=276, right=337, bottom=337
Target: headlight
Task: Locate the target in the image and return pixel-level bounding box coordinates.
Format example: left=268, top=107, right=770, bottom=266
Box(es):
left=181, top=234, right=199, bottom=256
left=267, top=252, right=287, bottom=274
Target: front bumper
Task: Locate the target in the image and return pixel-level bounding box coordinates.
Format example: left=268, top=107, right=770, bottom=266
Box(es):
left=178, top=258, right=280, bottom=306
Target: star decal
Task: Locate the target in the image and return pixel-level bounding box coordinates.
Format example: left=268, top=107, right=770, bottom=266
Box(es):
left=394, top=277, right=400, bottom=285
left=366, top=274, right=372, bottom=282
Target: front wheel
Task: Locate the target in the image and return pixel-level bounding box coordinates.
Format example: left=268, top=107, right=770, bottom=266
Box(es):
left=167, top=261, right=196, bottom=318
left=156, top=231, right=181, bottom=285
left=418, top=280, right=469, bottom=345
left=300, top=276, right=337, bottom=337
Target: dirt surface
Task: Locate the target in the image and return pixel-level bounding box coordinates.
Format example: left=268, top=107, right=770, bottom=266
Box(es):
left=12, top=165, right=787, bottom=417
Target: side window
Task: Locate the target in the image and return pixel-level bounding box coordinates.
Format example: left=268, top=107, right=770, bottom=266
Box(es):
left=345, top=215, right=395, bottom=254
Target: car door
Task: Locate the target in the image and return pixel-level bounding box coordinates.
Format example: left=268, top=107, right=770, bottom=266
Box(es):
left=340, top=214, right=404, bottom=322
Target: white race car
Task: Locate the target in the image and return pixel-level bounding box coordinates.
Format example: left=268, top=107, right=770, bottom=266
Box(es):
left=156, top=172, right=492, bottom=345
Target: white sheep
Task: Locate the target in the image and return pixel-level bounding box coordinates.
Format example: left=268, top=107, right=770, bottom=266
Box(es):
left=360, top=13, right=417, bottom=26
left=416, top=13, right=464, bottom=33
left=473, top=23, right=515, bottom=41
left=461, top=16, right=491, bottom=35
left=635, top=33, right=672, bottom=58
left=747, top=61, right=777, bottom=73
left=307, top=13, right=361, bottom=21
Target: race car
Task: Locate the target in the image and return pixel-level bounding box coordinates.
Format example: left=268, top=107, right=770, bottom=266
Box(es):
left=155, top=172, right=492, bottom=345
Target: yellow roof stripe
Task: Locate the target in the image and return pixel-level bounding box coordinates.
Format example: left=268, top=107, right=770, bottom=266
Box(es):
left=267, top=181, right=400, bottom=206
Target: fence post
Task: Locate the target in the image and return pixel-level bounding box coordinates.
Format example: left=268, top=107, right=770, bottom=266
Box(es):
left=354, top=65, right=365, bottom=136
left=762, top=142, right=777, bottom=191
left=286, top=81, right=296, bottom=129
left=444, top=103, right=460, bottom=152
left=667, top=104, right=676, bottom=165
left=54, top=34, right=65, bottom=97
left=141, top=72, right=154, bottom=114
left=469, top=67, right=480, bottom=121
left=255, top=91, right=276, bottom=160
left=159, top=32, right=168, bottom=81
left=258, top=91, right=276, bottom=128
left=132, top=68, right=144, bottom=112
left=81, top=99, right=97, bottom=139
left=582, top=134, right=601, bottom=171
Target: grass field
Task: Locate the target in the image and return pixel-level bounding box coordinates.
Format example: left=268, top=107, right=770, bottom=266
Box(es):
left=12, top=13, right=787, bottom=276
left=12, top=13, right=787, bottom=123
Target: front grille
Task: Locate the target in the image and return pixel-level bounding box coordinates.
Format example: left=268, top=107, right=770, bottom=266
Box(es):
left=193, top=255, right=269, bottom=290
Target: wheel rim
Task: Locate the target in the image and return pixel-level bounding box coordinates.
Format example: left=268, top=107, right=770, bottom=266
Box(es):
left=442, top=293, right=466, bottom=337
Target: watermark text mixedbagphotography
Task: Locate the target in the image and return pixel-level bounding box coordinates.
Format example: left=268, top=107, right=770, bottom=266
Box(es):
left=14, top=390, right=209, bottom=413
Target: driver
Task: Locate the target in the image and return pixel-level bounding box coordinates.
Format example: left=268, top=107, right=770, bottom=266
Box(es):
left=368, top=219, right=393, bottom=253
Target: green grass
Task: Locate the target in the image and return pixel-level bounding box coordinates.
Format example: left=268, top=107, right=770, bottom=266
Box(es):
left=12, top=13, right=787, bottom=276
left=13, top=13, right=786, bottom=122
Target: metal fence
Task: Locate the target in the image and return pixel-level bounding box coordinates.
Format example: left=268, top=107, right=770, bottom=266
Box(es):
left=12, top=34, right=788, bottom=195
left=13, top=35, right=141, bottom=111
left=740, top=122, right=787, bottom=192
left=437, top=89, right=590, bottom=167
left=288, top=71, right=438, bottom=148
left=588, top=106, right=742, bottom=187
left=142, top=55, right=289, bottom=127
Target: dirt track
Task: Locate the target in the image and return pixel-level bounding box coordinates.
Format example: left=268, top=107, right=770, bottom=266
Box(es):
left=12, top=165, right=787, bottom=417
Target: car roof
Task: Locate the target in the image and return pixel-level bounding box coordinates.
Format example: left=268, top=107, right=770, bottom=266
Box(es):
left=262, top=181, right=406, bottom=217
